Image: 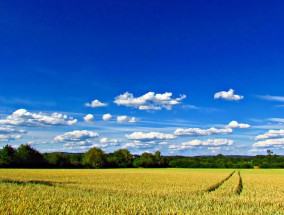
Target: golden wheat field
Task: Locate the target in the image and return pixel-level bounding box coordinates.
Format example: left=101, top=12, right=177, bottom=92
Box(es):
left=0, top=169, right=284, bottom=215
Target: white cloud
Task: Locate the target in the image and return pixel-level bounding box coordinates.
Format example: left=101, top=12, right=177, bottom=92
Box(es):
left=63, top=141, right=91, bottom=147
left=248, top=148, right=268, bottom=153
left=0, top=126, right=27, bottom=142
left=0, top=109, right=77, bottom=127
left=100, top=138, right=121, bottom=146
left=268, top=118, right=284, bottom=123
left=102, top=113, right=112, bottom=121
left=125, top=131, right=175, bottom=141
left=174, top=127, right=232, bottom=136
left=63, top=137, right=121, bottom=149
left=85, top=99, right=107, bottom=108
left=24, top=141, right=48, bottom=146
left=214, top=89, right=244, bottom=101
left=128, top=117, right=138, bottom=123
left=228, top=121, right=250, bottom=129
left=255, top=129, right=284, bottom=140
left=117, top=116, right=128, bottom=123
left=123, top=139, right=168, bottom=149
left=253, top=138, right=284, bottom=148
left=169, top=139, right=234, bottom=150
left=123, top=141, right=156, bottom=149
left=0, top=126, right=26, bottom=142
left=253, top=124, right=284, bottom=130
left=0, top=134, right=22, bottom=142
left=182, top=105, right=201, bottom=110
left=114, top=92, right=186, bottom=110
left=208, top=147, right=222, bottom=153
left=0, top=126, right=26, bottom=134
left=117, top=115, right=138, bottom=123
left=84, top=114, right=94, bottom=123
left=256, top=95, right=284, bottom=102
left=54, top=130, right=99, bottom=142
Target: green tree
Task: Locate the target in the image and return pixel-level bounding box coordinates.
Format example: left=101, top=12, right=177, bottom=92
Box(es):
left=132, top=156, right=141, bottom=167
left=154, top=151, right=166, bottom=167
left=139, top=152, right=155, bottom=168
left=83, top=147, right=105, bottom=168
left=44, top=152, right=70, bottom=168
left=16, top=144, right=46, bottom=167
left=68, top=153, right=83, bottom=167
left=108, top=149, right=133, bottom=168
left=0, top=145, right=17, bottom=167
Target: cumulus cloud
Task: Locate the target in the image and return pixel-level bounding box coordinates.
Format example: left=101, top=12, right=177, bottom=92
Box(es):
left=128, top=117, right=138, bottom=123
left=0, top=109, right=77, bottom=127
left=85, top=99, right=107, bottom=108
left=63, top=141, right=91, bottom=147
left=117, top=116, right=128, bottom=123
left=114, top=92, right=186, bottom=110
left=0, top=126, right=26, bottom=134
left=123, top=139, right=168, bottom=149
left=253, top=138, right=284, bottom=148
left=174, top=127, right=232, bottom=136
left=84, top=114, right=94, bottom=123
left=54, top=130, right=99, bottom=142
left=0, top=134, right=22, bottom=142
left=255, top=129, right=284, bottom=140
left=169, top=139, right=234, bottom=150
left=125, top=132, right=175, bottom=141
left=100, top=138, right=121, bottom=146
left=102, top=113, right=112, bottom=121
left=62, top=136, right=120, bottom=149
left=228, top=121, right=250, bottom=129
left=117, top=116, right=138, bottom=123
left=123, top=141, right=155, bottom=149
left=214, top=89, right=244, bottom=101
left=0, top=126, right=26, bottom=142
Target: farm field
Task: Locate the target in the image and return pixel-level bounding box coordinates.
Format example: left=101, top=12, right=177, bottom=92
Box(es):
left=0, top=169, right=284, bottom=214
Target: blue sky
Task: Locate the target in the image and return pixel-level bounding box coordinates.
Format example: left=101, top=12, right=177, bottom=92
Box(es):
left=1, top=0, right=284, bottom=155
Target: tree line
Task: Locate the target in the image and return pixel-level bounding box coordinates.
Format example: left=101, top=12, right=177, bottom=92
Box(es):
left=0, top=144, right=283, bottom=168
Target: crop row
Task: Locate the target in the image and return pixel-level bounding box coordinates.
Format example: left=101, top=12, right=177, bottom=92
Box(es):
left=234, top=171, right=243, bottom=195
left=205, top=169, right=243, bottom=196
left=206, top=170, right=235, bottom=192
left=0, top=179, right=53, bottom=186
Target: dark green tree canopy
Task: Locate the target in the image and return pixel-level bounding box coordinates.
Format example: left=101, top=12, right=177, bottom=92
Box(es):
left=83, top=147, right=105, bottom=169
left=109, top=149, right=133, bottom=168
left=1, top=145, right=284, bottom=169
left=16, top=144, right=46, bottom=167
left=0, top=145, right=17, bottom=167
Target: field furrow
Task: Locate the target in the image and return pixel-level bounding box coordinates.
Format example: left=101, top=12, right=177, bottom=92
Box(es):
left=208, top=170, right=238, bottom=196
left=234, top=170, right=243, bottom=195
left=206, top=170, right=235, bottom=193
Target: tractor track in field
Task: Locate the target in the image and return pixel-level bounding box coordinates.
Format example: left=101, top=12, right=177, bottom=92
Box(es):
left=206, top=170, right=235, bottom=193
left=0, top=178, right=54, bottom=186
left=234, top=170, right=243, bottom=195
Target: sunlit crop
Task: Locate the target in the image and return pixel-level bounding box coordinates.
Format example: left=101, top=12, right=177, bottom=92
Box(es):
left=0, top=169, right=283, bottom=214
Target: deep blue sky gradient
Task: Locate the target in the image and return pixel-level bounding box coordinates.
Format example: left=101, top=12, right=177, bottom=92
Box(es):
left=0, top=0, right=284, bottom=155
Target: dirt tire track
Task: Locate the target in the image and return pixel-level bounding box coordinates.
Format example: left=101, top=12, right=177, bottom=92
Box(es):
left=0, top=179, right=53, bottom=186
left=206, top=170, right=235, bottom=192
left=235, top=170, right=243, bottom=195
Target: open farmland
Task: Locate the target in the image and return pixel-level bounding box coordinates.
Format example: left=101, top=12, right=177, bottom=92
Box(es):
left=0, top=169, right=284, bottom=214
